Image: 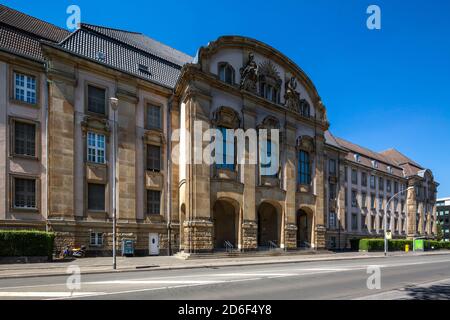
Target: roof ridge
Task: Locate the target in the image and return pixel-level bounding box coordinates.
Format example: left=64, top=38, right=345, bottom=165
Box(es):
left=81, top=23, right=141, bottom=35
left=0, top=4, right=69, bottom=34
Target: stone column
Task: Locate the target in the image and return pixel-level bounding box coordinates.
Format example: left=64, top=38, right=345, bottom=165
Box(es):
left=314, top=133, right=326, bottom=249
left=283, top=119, right=298, bottom=250
left=183, top=90, right=213, bottom=253
left=241, top=104, right=257, bottom=251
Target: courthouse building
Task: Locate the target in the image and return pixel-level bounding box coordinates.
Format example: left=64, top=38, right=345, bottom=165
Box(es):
left=0, top=5, right=439, bottom=255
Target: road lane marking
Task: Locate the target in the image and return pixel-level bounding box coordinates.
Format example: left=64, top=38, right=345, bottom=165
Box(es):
left=0, top=292, right=101, bottom=298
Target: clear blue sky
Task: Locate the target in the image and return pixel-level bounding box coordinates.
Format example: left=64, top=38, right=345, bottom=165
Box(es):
left=3, top=0, right=450, bottom=197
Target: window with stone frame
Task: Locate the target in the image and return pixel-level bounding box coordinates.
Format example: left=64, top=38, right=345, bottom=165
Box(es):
left=370, top=175, right=376, bottom=189
left=371, top=215, right=376, bottom=231
left=147, top=190, right=161, bottom=215
left=379, top=196, right=384, bottom=210
left=88, top=183, right=105, bottom=211
left=258, top=60, right=281, bottom=104
left=329, top=159, right=336, bottom=176
left=361, top=192, right=367, bottom=208
left=351, top=190, right=358, bottom=207
left=394, top=181, right=399, bottom=193
left=13, top=120, right=36, bottom=157
left=370, top=193, right=376, bottom=209
left=361, top=215, right=368, bottom=231
left=387, top=180, right=392, bottom=193
left=379, top=177, right=384, bottom=191
left=90, top=232, right=103, bottom=246
left=146, top=104, right=162, bottom=130
left=87, top=85, right=106, bottom=115
left=13, top=177, right=36, bottom=209
left=329, top=183, right=337, bottom=200
left=218, top=62, right=235, bottom=85
left=351, top=213, right=358, bottom=231
left=14, top=72, right=37, bottom=104
left=146, top=144, right=161, bottom=172
left=260, top=138, right=278, bottom=177
left=351, top=169, right=358, bottom=185
left=87, top=132, right=106, bottom=164
left=298, top=150, right=311, bottom=185
left=216, top=126, right=235, bottom=171
left=361, top=172, right=368, bottom=187
left=329, top=212, right=337, bottom=229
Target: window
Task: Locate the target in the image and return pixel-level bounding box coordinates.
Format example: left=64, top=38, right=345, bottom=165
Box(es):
left=379, top=177, right=384, bottom=191
left=362, top=192, right=367, bottom=208
left=370, top=193, right=376, bottom=209
left=329, top=212, right=337, bottom=229
left=216, top=127, right=235, bottom=171
left=88, top=183, right=105, bottom=211
left=401, top=200, right=405, bottom=213
left=260, top=83, right=279, bottom=103
left=387, top=166, right=393, bottom=174
left=387, top=180, right=392, bottom=193
left=371, top=160, right=378, bottom=168
left=329, top=183, right=337, bottom=200
left=370, top=175, right=376, bottom=189
left=260, top=139, right=276, bottom=176
left=218, top=63, right=235, bottom=85
left=90, top=232, right=103, bottom=246
left=394, top=181, right=399, bottom=193
left=87, top=132, right=106, bottom=164
left=14, top=121, right=36, bottom=157
left=329, top=159, right=336, bottom=176
left=379, top=196, right=383, bottom=210
left=351, top=169, right=358, bottom=185
left=13, top=178, right=36, bottom=209
left=394, top=218, right=398, bottom=232
left=351, top=190, right=358, bottom=207
left=146, top=104, right=161, bottom=129
left=354, top=154, right=361, bottom=162
left=147, top=190, right=161, bottom=215
left=351, top=213, right=358, bottom=231
left=14, top=72, right=36, bottom=104
left=298, top=150, right=311, bottom=185
left=87, top=85, right=106, bottom=115
left=362, top=172, right=368, bottom=187
left=146, top=145, right=161, bottom=172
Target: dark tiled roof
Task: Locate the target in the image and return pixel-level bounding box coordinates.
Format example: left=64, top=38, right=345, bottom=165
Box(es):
left=59, top=28, right=186, bottom=88
left=0, top=5, right=69, bottom=42
left=82, top=24, right=192, bottom=67
left=379, top=149, right=423, bottom=168
left=0, top=25, right=44, bottom=61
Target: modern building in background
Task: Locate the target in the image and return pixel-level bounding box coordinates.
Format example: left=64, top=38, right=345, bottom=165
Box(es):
left=0, top=5, right=439, bottom=255
left=436, top=198, right=450, bottom=241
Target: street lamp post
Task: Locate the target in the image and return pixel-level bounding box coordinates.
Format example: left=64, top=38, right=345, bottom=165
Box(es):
left=384, top=186, right=414, bottom=256
left=110, top=97, right=119, bottom=270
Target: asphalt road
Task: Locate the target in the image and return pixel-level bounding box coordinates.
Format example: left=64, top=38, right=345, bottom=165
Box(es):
left=0, top=253, right=449, bottom=300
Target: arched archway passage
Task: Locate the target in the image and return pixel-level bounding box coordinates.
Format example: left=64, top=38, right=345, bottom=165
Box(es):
left=258, top=202, right=280, bottom=247
left=297, top=208, right=313, bottom=248
left=213, top=200, right=238, bottom=249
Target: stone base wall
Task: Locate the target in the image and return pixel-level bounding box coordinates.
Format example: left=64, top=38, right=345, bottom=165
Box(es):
left=183, top=220, right=214, bottom=253
left=314, top=225, right=327, bottom=249
left=284, top=224, right=298, bottom=249
left=241, top=220, right=257, bottom=251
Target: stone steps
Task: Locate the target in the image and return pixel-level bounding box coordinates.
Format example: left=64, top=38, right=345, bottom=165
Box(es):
left=174, top=249, right=329, bottom=260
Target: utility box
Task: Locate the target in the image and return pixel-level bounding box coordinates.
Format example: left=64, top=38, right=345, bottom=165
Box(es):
left=414, top=239, right=424, bottom=252
left=122, top=239, right=135, bottom=257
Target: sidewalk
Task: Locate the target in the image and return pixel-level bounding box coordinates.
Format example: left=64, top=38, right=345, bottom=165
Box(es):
left=0, top=251, right=449, bottom=279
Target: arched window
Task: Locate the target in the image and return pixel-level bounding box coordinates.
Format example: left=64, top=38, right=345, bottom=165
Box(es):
left=258, top=60, right=282, bottom=104
left=218, top=63, right=235, bottom=85
left=298, top=150, right=311, bottom=185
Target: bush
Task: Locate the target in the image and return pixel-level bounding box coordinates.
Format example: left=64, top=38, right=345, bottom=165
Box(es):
left=359, top=238, right=450, bottom=252
left=0, top=230, right=55, bottom=258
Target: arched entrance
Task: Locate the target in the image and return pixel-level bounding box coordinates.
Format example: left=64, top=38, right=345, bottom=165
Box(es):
left=297, top=208, right=313, bottom=248
left=212, top=200, right=238, bottom=249
left=258, top=202, right=280, bottom=247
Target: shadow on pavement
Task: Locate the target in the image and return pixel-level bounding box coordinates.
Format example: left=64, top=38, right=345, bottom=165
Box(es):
left=403, top=284, right=450, bottom=300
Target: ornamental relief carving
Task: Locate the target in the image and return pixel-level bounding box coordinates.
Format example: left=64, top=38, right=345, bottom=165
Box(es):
left=212, top=106, right=240, bottom=128
left=81, top=116, right=110, bottom=138
left=296, top=135, right=315, bottom=153
left=239, top=52, right=258, bottom=93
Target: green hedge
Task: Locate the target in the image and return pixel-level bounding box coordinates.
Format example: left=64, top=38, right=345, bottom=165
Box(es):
left=359, top=239, right=450, bottom=252
left=0, top=230, right=55, bottom=258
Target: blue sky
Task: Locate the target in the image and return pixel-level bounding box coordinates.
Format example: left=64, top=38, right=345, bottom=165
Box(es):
left=3, top=0, right=450, bottom=197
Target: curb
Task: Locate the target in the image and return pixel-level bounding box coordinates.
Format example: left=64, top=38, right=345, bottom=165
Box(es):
left=0, top=251, right=449, bottom=280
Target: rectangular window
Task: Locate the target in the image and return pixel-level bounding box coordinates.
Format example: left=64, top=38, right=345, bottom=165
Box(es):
left=14, top=178, right=36, bottom=209
left=362, top=172, right=368, bottom=187
left=351, top=190, right=358, bottom=207
left=394, top=181, right=399, bottom=193
left=14, top=121, right=36, bottom=157
left=146, top=104, right=161, bottom=130
left=14, top=72, right=36, bottom=104
left=87, top=85, right=106, bottom=115
left=329, top=183, right=336, bottom=200
left=351, top=213, right=358, bottom=231
left=216, top=127, right=235, bottom=171
left=87, top=132, right=106, bottom=164
left=329, top=159, right=336, bottom=176
left=329, top=212, right=337, bottom=229
left=147, top=190, right=161, bottom=215
left=90, top=232, right=103, bottom=246
left=146, top=145, right=161, bottom=172
left=379, top=177, right=384, bottom=191
left=370, top=175, right=376, bottom=189
left=387, top=180, right=392, bottom=193
left=351, top=169, right=358, bottom=185
left=298, top=150, right=311, bottom=185
left=362, top=192, right=367, bottom=208
left=88, top=183, right=105, bottom=211
left=379, top=196, right=384, bottom=210
left=401, top=200, right=405, bottom=213
left=371, top=193, right=376, bottom=209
